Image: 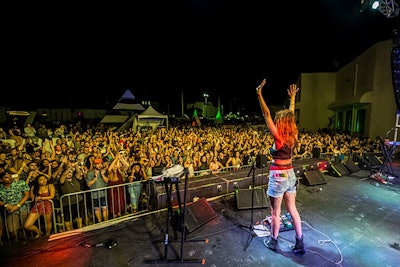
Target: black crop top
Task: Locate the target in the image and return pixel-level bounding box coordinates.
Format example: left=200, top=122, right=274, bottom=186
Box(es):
left=270, top=143, right=292, bottom=160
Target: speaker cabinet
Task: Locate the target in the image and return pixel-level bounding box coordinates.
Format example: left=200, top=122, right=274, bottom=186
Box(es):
left=328, top=163, right=350, bottom=177
left=184, top=197, right=216, bottom=233
left=235, top=187, right=268, bottom=210
left=256, top=155, right=269, bottom=169
left=302, top=170, right=327, bottom=186
left=345, top=160, right=361, bottom=173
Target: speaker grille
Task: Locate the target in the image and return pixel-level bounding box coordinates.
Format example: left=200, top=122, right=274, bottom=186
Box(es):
left=235, top=188, right=268, bottom=209
left=302, top=170, right=327, bottom=185
left=329, top=163, right=350, bottom=177
left=184, top=197, right=216, bottom=233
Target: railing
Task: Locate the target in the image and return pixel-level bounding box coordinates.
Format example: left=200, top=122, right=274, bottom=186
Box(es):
left=2, top=199, right=56, bottom=244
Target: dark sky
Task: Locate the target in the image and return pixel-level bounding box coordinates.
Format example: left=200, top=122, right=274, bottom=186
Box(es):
left=3, top=1, right=399, bottom=115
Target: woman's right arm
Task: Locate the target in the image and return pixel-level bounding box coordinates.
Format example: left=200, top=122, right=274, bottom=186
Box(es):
left=287, top=84, right=299, bottom=112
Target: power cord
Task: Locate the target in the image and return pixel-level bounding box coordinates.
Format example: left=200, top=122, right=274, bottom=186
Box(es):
left=277, top=220, right=344, bottom=266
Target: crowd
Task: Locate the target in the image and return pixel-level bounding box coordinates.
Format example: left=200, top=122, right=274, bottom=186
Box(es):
left=0, top=120, right=386, bottom=245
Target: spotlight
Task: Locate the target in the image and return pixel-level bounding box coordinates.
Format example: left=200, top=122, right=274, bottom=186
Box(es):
left=371, top=0, right=380, bottom=9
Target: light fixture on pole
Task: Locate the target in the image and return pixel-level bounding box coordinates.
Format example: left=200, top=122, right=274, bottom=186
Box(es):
left=203, top=93, right=209, bottom=118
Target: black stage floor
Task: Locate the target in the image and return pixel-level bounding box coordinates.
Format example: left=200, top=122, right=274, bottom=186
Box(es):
left=1, top=162, right=400, bottom=267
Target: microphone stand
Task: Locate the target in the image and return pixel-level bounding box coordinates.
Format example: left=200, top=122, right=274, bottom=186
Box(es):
left=143, top=168, right=205, bottom=265
left=244, top=158, right=257, bottom=251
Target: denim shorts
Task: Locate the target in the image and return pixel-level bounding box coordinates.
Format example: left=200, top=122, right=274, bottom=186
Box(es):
left=93, top=197, right=107, bottom=208
left=267, top=168, right=297, bottom=197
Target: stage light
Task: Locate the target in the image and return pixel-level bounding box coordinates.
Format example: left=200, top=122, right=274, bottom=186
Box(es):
left=372, top=0, right=380, bottom=9
left=361, top=0, right=399, bottom=17
left=375, top=0, right=399, bottom=18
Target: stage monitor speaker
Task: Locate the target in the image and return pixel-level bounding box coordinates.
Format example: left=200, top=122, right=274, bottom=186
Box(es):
left=302, top=170, right=327, bottom=186
left=235, top=187, right=268, bottom=210
left=345, top=160, right=361, bottom=173
left=357, top=157, right=370, bottom=170
left=363, top=153, right=383, bottom=166
left=256, top=155, right=268, bottom=169
left=328, top=163, right=350, bottom=177
left=184, top=197, right=216, bottom=233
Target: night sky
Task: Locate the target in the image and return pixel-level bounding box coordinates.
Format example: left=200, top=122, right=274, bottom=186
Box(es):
left=3, top=1, right=399, bottom=115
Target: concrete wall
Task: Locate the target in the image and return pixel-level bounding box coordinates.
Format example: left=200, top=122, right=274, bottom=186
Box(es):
left=296, top=73, right=336, bottom=131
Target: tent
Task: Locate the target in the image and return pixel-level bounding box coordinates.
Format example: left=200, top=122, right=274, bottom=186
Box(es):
left=112, top=89, right=145, bottom=111
left=99, top=89, right=145, bottom=127
left=133, top=106, right=169, bottom=132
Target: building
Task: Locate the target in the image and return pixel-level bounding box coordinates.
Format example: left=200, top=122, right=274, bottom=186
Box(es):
left=296, top=38, right=397, bottom=139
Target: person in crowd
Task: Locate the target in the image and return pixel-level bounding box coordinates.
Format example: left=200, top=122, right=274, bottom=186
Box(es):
left=0, top=151, right=10, bottom=172
left=209, top=156, right=224, bottom=174
left=37, top=158, right=52, bottom=177
left=41, top=138, right=56, bottom=161
left=107, top=152, right=129, bottom=218
left=25, top=161, right=50, bottom=188
left=127, top=162, right=147, bottom=213
left=8, top=148, right=27, bottom=177
left=217, top=151, right=228, bottom=167
left=256, top=78, right=305, bottom=254
left=0, top=171, right=30, bottom=243
left=83, top=154, right=95, bottom=177
left=8, top=126, right=24, bottom=150
left=59, top=161, right=85, bottom=230
left=54, top=124, right=66, bottom=138
left=86, top=158, right=109, bottom=223
left=144, top=158, right=156, bottom=178
left=197, top=154, right=210, bottom=175
left=24, top=175, right=55, bottom=238
left=24, top=123, right=40, bottom=145
left=0, top=127, right=8, bottom=140
left=37, top=124, right=49, bottom=140
left=183, top=157, right=195, bottom=178
left=225, top=150, right=243, bottom=169
left=65, top=135, right=75, bottom=151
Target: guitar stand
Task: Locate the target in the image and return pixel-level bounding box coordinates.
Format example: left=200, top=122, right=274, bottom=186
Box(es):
left=143, top=169, right=206, bottom=265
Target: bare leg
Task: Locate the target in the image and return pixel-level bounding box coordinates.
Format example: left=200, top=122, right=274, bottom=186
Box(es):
left=283, top=192, right=305, bottom=254
left=283, top=192, right=302, bottom=238
left=24, top=213, right=41, bottom=238
left=102, top=207, right=109, bottom=221
left=44, top=214, right=53, bottom=236
left=268, top=196, right=283, bottom=239
left=94, top=208, right=102, bottom=223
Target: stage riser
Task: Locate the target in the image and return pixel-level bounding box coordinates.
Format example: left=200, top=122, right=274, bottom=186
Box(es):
left=293, top=159, right=329, bottom=176
left=154, top=158, right=329, bottom=209
left=155, top=169, right=267, bottom=209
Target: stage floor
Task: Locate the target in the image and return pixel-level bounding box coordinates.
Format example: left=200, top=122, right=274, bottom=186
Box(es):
left=1, top=165, right=400, bottom=267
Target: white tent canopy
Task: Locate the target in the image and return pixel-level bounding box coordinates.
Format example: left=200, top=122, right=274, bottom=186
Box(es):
left=134, top=106, right=168, bottom=131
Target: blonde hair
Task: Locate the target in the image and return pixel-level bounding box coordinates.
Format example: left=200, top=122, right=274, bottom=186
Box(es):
left=274, top=109, right=298, bottom=148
